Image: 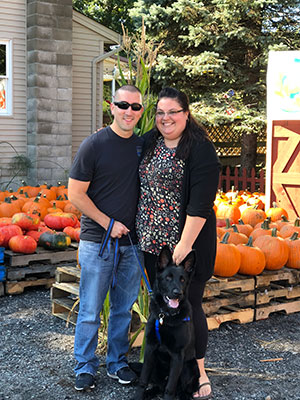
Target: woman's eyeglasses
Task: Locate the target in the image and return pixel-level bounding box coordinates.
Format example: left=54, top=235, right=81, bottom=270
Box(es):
left=155, top=109, right=184, bottom=118
left=113, top=101, right=143, bottom=111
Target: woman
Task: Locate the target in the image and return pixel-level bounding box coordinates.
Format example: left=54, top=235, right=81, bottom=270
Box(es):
left=136, top=87, right=221, bottom=400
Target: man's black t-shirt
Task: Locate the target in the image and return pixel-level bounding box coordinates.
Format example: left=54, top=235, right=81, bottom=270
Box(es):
left=69, top=126, right=143, bottom=245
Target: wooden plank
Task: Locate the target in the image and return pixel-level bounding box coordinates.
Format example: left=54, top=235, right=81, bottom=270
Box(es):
left=204, top=275, right=255, bottom=297
left=255, top=299, right=300, bottom=320
left=52, top=311, right=77, bottom=325
left=6, top=263, right=57, bottom=281
left=5, top=277, right=55, bottom=295
left=52, top=281, right=80, bottom=296
left=207, top=308, right=254, bottom=330
left=4, top=245, right=78, bottom=267
left=203, top=292, right=255, bottom=315
left=255, top=268, right=300, bottom=288
left=55, top=265, right=81, bottom=282
left=256, top=285, right=300, bottom=305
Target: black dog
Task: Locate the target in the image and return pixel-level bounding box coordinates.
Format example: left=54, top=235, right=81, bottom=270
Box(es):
left=134, top=246, right=200, bottom=400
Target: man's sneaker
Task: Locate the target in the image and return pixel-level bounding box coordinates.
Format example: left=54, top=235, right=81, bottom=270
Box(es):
left=74, top=373, right=95, bottom=391
left=107, top=366, right=137, bottom=385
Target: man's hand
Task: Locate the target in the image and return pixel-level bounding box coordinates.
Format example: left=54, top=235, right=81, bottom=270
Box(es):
left=110, top=221, right=130, bottom=239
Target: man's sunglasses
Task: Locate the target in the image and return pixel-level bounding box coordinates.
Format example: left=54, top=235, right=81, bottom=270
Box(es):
left=113, top=101, right=143, bottom=111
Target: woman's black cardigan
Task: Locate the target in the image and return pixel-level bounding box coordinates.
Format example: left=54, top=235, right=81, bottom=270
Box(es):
left=141, top=130, right=221, bottom=282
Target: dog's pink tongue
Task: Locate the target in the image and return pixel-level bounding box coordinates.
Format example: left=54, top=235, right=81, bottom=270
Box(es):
left=169, top=299, right=179, bottom=308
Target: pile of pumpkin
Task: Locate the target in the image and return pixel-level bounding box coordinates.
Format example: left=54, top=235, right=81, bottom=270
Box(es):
left=214, top=188, right=300, bottom=276
left=0, top=183, right=81, bottom=254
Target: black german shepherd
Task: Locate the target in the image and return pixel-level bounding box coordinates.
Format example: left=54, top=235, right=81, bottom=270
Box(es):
left=134, top=246, right=200, bottom=400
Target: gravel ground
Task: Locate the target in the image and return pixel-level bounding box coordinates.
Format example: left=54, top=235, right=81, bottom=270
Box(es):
left=0, top=287, right=299, bottom=400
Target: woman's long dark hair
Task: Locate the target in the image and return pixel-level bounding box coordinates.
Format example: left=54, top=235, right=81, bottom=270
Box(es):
left=144, top=87, right=210, bottom=162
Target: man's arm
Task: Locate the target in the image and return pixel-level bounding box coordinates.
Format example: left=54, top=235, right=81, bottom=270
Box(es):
left=68, top=177, right=129, bottom=238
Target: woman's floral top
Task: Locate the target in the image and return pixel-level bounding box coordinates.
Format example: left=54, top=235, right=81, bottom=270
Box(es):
left=136, top=136, right=185, bottom=255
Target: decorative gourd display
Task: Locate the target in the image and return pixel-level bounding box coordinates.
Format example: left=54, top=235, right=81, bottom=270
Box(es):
left=38, top=231, right=71, bottom=250
left=8, top=234, right=37, bottom=254
left=213, top=232, right=241, bottom=277
left=253, top=228, right=289, bottom=271
left=237, top=237, right=266, bottom=275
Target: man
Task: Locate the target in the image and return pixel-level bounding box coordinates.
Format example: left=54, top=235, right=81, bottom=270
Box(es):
left=68, top=85, right=144, bottom=391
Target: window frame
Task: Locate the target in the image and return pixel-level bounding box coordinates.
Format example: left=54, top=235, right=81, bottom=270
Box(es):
left=0, top=39, right=13, bottom=116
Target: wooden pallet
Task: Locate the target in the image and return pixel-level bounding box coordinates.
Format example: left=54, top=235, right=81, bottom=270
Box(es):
left=51, top=266, right=81, bottom=324
left=255, top=299, right=300, bottom=320
left=203, top=291, right=255, bottom=316
left=4, top=243, right=78, bottom=267
left=256, top=283, right=300, bottom=305
left=255, top=267, right=300, bottom=288
left=6, top=263, right=57, bottom=281
left=204, top=274, right=255, bottom=298
left=5, top=277, right=55, bottom=295
left=207, top=307, right=254, bottom=330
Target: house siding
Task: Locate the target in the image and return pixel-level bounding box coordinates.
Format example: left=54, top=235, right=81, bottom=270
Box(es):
left=0, top=0, right=27, bottom=189
left=72, top=13, right=120, bottom=159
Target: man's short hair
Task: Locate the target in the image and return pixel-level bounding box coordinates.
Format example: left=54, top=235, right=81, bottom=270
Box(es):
left=115, top=85, right=142, bottom=98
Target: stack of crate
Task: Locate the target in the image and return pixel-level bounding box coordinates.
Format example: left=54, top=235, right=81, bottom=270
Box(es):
left=51, top=265, right=81, bottom=325
left=255, top=267, right=300, bottom=321
left=203, top=274, right=256, bottom=330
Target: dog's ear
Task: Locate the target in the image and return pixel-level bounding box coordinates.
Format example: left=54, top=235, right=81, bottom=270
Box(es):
left=157, top=246, right=173, bottom=271
left=181, top=250, right=196, bottom=273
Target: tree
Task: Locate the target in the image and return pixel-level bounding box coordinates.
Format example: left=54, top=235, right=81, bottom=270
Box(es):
left=131, top=0, right=300, bottom=170
left=72, top=0, right=135, bottom=34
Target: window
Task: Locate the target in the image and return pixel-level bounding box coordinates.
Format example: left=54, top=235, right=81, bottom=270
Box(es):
left=0, top=40, right=12, bottom=115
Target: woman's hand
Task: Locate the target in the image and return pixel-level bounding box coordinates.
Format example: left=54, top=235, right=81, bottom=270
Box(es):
left=173, top=241, right=193, bottom=266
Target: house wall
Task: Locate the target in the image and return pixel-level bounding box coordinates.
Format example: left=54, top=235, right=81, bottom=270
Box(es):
left=27, top=0, right=73, bottom=186
left=71, top=13, right=120, bottom=160
left=0, top=0, right=27, bottom=190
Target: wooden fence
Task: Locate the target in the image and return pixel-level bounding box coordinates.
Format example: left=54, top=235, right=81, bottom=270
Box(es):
left=218, top=167, right=265, bottom=193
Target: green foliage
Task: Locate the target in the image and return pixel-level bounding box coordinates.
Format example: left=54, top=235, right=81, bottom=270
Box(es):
left=72, top=0, right=136, bottom=33
left=116, top=22, right=164, bottom=135
left=131, top=0, right=300, bottom=129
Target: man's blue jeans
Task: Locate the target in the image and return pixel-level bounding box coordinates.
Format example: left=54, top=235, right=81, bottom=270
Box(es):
left=74, top=239, right=142, bottom=376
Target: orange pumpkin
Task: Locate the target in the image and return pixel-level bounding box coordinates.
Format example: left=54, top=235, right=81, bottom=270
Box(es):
left=213, top=232, right=241, bottom=277
left=236, top=219, right=253, bottom=237
left=11, top=212, right=41, bottom=231
left=237, top=236, right=266, bottom=275
left=253, top=228, right=289, bottom=270
left=216, top=201, right=241, bottom=224
left=0, top=197, right=21, bottom=218
left=8, top=234, right=37, bottom=254
left=44, top=212, right=78, bottom=230
left=279, top=218, right=300, bottom=239
left=220, top=224, right=248, bottom=245
left=0, top=224, right=23, bottom=248
left=240, top=206, right=266, bottom=227
left=284, top=232, right=300, bottom=269
left=266, top=202, right=289, bottom=222
left=63, top=226, right=80, bottom=242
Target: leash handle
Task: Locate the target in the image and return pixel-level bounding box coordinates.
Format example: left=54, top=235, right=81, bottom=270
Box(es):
left=128, top=233, right=152, bottom=295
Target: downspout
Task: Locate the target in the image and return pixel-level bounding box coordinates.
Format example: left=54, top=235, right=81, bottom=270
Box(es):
left=91, top=45, right=121, bottom=133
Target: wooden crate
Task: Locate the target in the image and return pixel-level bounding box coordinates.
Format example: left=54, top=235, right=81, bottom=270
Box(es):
left=204, top=274, right=255, bottom=298
left=6, top=277, right=55, bottom=295
left=255, top=299, right=300, bottom=321
left=255, top=267, right=300, bottom=288
left=254, top=267, right=300, bottom=321
left=4, top=244, right=78, bottom=267
left=51, top=265, right=80, bottom=325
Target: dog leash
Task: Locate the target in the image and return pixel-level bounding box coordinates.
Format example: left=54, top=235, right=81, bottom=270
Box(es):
left=128, top=232, right=153, bottom=295
left=99, top=218, right=152, bottom=294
